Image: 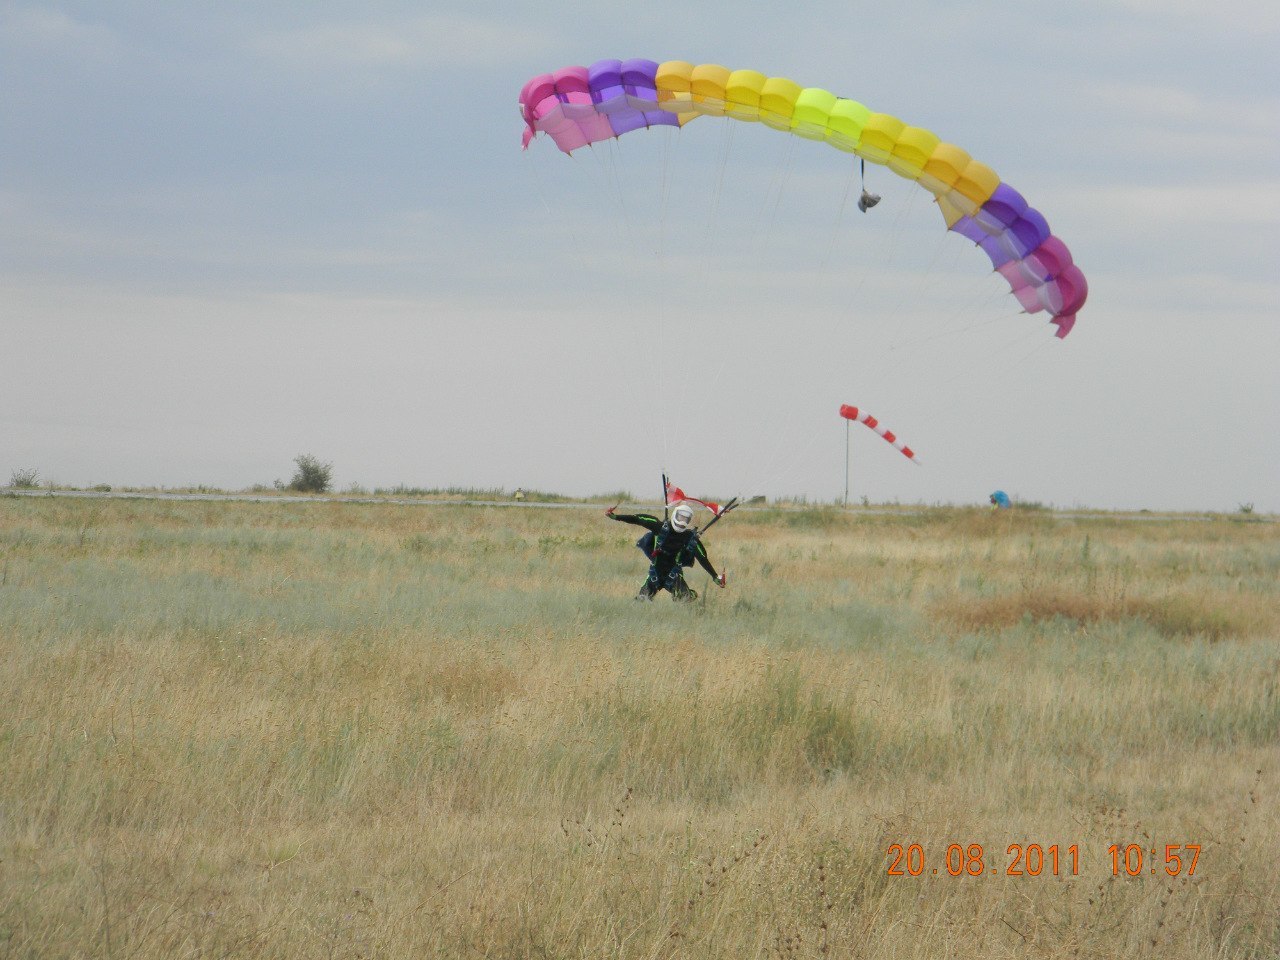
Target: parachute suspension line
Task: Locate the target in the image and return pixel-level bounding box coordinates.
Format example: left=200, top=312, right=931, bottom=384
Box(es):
left=604, top=137, right=627, bottom=217
left=606, top=133, right=669, bottom=462
left=880, top=185, right=947, bottom=334
left=1006, top=328, right=1055, bottom=369
left=887, top=309, right=1021, bottom=355
left=885, top=288, right=1013, bottom=364
left=857, top=181, right=941, bottom=377
left=683, top=126, right=786, bottom=465
left=665, top=126, right=675, bottom=471
left=743, top=130, right=794, bottom=264
left=523, top=149, right=593, bottom=276
left=918, top=206, right=958, bottom=277
left=892, top=210, right=974, bottom=349
left=703, top=119, right=735, bottom=248
left=598, top=138, right=639, bottom=250
left=716, top=132, right=803, bottom=498
left=881, top=211, right=1028, bottom=372
left=762, top=135, right=796, bottom=248
left=831, top=155, right=890, bottom=321
left=933, top=318, right=1045, bottom=390
left=818, top=157, right=859, bottom=278
left=658, top=125, right=676, bottom=256
left=738, top=409, right=831, bottom=507
left=582, top=140, right=665, bottom=459
left=569, top=144, right=606, bottom=195
left=981, top=314, right=1050, bottom=364
left=658, top=126, right=683, bottom=466
left=840, top=169, right=917, bottom=351
left=1004, top=326, right=1066, bottom=384
left=670, top=120, right=738, bottom=465
left=877, top=174, right=919, bottom=272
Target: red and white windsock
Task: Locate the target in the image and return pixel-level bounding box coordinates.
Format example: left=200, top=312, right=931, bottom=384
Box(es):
left=839, top=405, right=921, bottom=464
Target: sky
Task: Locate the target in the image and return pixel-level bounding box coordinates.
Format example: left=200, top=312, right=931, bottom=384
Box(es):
left=2, top=0, right=1278, bottom=513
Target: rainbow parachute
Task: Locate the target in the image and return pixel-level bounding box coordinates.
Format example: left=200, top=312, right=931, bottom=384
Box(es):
left=519, top=58, right=1088, bottom=337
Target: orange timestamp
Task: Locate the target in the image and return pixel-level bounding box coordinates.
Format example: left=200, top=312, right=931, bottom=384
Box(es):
left=887, top=843, right=1202, bottom=878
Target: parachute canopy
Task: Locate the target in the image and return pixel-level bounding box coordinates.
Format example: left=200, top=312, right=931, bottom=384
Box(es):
left=839, top=405, right=919, bottom=464
left=520, top=58, right=1087, bottom=338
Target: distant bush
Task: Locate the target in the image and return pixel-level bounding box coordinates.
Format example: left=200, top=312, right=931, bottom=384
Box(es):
left=1239, top=502, right=1254, bottom=515
left=280, top=455, right=333, bottom=494
left=9, top=468, right=39, bottom=489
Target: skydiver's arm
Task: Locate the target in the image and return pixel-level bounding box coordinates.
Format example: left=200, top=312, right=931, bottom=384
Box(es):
left=690, top=537, right=718, bottom=577
left=607, top=512, right=663, bottom=532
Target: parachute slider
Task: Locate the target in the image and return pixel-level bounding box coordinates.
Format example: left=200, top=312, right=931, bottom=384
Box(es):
left=856, top=157, right=880, bottom=212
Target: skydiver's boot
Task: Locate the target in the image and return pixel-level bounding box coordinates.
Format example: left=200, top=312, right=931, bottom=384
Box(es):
left=634, top=580, right=657, bottom=601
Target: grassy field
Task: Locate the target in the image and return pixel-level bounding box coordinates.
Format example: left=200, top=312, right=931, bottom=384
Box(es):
left=2, top=494, right=1278, bottom=958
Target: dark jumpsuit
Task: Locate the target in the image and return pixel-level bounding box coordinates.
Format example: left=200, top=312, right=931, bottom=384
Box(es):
left=608, top=512, right=718, bottom=600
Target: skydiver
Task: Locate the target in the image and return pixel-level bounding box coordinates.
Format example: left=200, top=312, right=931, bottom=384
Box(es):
left=606, top=502, right=726, bottom=602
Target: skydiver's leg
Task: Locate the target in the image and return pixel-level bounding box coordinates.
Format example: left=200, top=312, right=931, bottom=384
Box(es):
left=635, top=563, right=661, bottom=601
left=663, top=565, right=697, bottom=602
left=643, top=559, right=678, bottom=598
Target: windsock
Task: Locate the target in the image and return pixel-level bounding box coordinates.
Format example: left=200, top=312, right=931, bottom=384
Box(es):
left=839, top=405, right=920, bottom=464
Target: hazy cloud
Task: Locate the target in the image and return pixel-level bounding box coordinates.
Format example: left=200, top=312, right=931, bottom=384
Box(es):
left=1, top=4, right=123, bottom=58
left=1110, top=0, right=1280, bottom=33
left=1086, top=80, right=1280, bottom=133
left=1063, top=181, right=1280, bottom=226
left=247, top=14, right=555, bottom=72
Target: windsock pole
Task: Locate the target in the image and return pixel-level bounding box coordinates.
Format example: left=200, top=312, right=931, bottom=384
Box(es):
left=844, top=418, right=851, bottom=506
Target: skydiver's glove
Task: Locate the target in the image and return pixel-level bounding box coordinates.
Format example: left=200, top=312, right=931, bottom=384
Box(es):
left=605, top=506, right=616, bottom=517
left=715, top=571, right=727, bottom=588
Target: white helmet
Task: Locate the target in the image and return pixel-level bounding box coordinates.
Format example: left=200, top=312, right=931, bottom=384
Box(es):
left=670, top=504, right=694, bottom=532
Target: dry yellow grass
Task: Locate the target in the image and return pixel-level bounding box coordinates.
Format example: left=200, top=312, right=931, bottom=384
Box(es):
left=1, top=496, right=1277, bottom=958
